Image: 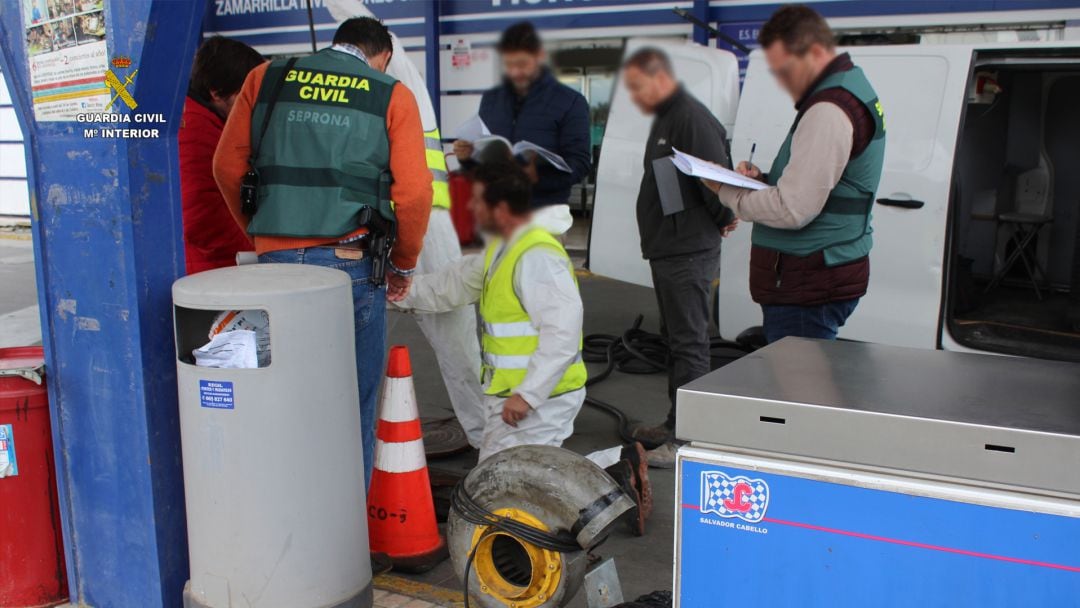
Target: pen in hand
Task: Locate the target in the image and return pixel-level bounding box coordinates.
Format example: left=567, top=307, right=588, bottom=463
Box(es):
left=735, top=142, right=762, bottom=180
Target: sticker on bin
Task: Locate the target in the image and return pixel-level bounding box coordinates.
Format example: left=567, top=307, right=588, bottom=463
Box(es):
left=0, top=424, right=17, bottom=478
left=199, top=380, right=235, bottom=410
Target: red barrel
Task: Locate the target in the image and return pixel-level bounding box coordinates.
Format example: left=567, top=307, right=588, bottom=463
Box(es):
left=0, top=347, right=68, bottom=608
left=448, top=169, right=477, bottom=246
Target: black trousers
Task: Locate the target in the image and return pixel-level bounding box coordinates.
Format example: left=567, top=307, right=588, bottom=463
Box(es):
left=649, top=247, right=720, bottom=430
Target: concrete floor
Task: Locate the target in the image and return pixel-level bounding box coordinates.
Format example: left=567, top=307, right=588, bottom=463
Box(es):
left=0, top=232, right=42, bottom=348
left=1, top=221, right=709, bottom=606
left=387, top=271, right=681, bottom=607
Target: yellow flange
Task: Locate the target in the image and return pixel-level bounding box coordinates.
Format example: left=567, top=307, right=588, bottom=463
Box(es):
left=469, top=508, right=563, bottom=608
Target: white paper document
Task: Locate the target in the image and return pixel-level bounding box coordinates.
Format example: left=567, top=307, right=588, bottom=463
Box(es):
left=472, top=136, right=572, bottom=173
left=194, top=330, right=259, bottom=369
left=671, top=147, right=768, bottom=191
left=585, top=446, right=623, bottom=469
left=454, top=115, right=491, bottom=141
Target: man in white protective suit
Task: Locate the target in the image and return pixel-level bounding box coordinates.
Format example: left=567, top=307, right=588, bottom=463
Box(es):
left=383, top=34, right=488, bottom=447
left=324, top=0, right=487, bottom=448
left=393, top=161, right=586, bottom=461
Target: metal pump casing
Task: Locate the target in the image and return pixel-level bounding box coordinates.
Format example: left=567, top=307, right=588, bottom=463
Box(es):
left=448, top=445, right=634, bottom=608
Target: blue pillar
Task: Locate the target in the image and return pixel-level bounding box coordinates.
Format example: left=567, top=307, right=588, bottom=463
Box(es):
left=0, top=2, right=205, bottom=607
left=692, top=0, right=711, bottom=46
left=424, top=0, right=441, bottom=126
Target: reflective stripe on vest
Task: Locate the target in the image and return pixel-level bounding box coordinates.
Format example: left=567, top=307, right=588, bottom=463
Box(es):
left=247, top=49, right=397, bottom=238
left=483, top=320, right=540, bottom=337
left=479, top=227, right=587, bottom=398
left=425, top=127, right=451, bottom=209
left=483, top=351, right=584, bottom=370
left=752, top=65, right=885, bottom=267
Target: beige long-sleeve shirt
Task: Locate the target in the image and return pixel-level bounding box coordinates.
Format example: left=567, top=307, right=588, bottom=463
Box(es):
left=716, top=102, right=853, bottom=229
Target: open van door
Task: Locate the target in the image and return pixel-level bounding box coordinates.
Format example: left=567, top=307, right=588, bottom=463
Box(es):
left=590, top=40, right=740, bottom=287
left=719, top=45, right=975, bottom=349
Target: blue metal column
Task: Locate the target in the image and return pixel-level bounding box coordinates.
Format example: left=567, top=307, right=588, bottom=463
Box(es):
left=0, top=2, right=206, bottom=607
left=424, top=0, right=441, bottom=125
left=692, top=0, right=711, bottom=46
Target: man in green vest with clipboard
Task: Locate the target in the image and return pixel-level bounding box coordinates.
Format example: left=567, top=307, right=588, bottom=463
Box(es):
left=704, top=5, right=885, bottom=344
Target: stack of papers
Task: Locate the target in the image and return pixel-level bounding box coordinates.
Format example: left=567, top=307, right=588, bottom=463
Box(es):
left=454, top=114, right=491, bottom=141
left=671, top=148, right=767, bottom=191
left=455, top=116, right=572, bottom=173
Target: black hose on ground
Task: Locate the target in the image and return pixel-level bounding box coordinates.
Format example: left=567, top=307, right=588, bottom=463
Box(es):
left=582, top=315, right=753, bottom=443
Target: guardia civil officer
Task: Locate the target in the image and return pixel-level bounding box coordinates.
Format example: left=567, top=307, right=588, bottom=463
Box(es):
left=214, top=17, right=432, bottom=488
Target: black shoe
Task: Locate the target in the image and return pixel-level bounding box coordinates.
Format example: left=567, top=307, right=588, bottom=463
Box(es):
left=371, top=551, right=393, bottom=576
left=631, top=422, right=673, bottom=450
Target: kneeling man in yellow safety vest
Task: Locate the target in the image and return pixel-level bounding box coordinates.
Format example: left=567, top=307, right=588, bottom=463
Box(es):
left=393, top=161, right=586, bottom=461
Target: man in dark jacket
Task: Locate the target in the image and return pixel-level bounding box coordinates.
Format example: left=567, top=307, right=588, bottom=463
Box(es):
left=179, top=36, right=263, bottom=274
left=623, top=47, right=737, bottom=467
left=453, top=21, right=591, bottom=234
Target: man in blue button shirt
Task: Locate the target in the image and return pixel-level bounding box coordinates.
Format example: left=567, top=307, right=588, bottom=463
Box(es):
left=454, top=21, right=591, bottom=235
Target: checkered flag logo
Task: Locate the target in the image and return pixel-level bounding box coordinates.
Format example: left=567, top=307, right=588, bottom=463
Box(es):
left=701, top=471, right=770, bottom=523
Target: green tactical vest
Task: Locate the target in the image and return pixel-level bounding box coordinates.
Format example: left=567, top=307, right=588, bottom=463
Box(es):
left=247, top=49, right=397, bottom=238
left=752, top=65, right=886, bottom=266
left=479, top=227, right=588, bottom=398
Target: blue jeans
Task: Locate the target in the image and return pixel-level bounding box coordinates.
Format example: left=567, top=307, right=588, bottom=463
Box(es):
left=761, top=298, right=860, bottom=344
left=259, top=247, right=386, bottom=489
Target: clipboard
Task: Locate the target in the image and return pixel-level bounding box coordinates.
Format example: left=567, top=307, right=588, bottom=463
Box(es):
left=653, top=155, right=695, bottom=216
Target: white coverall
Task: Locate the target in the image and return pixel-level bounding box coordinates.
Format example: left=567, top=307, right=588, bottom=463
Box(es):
left=395, top=223, right=585, bottom=462
left=379, top=32, right=488, bottom=445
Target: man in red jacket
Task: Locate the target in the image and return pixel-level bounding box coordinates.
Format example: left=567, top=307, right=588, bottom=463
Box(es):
left=179, top=36, right=264, bottom=274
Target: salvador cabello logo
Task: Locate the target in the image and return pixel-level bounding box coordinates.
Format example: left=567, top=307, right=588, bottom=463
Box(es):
left=701, top=470, right=770, bottom=523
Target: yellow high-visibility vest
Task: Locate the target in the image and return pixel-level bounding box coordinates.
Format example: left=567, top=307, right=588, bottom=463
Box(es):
left=424, top=127, right=451, bottom=209
left=479, top=227, right=587, bottom=398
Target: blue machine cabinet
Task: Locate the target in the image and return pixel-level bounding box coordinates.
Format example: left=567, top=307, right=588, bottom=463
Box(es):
left=674, top=339, right=1080, bottom=606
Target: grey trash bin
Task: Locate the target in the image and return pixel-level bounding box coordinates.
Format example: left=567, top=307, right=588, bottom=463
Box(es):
left=173, top=264, right=372, bottom=608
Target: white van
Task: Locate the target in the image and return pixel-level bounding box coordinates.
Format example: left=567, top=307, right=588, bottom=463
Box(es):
left=591, top=40, right=1080, bottom=362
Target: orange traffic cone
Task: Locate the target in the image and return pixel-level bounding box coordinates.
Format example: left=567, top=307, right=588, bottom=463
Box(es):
left=367, top=345, right=448, bottom=572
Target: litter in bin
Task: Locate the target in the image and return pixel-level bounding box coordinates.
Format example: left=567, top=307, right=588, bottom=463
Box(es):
left=194, top=330, right=258, bottom=369
left=206, top=309, right=271, bottom=367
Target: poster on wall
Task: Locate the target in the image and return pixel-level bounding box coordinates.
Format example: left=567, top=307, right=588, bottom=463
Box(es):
left=451, top=38, right=472, bottom=70
left=22, top=0, right=110, bottom=121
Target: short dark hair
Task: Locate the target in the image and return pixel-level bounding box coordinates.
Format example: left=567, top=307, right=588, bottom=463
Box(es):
left=472, top=162, right=532, bottom=215
left=497, top=21, right=542, bottom=54
left=189, top=36, right=264, bottom=101
left=333, top=17, right=393, bottom=58
left=623, top=47, right=673, bottom=76
left=758, top=4, right=835, bottom=55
